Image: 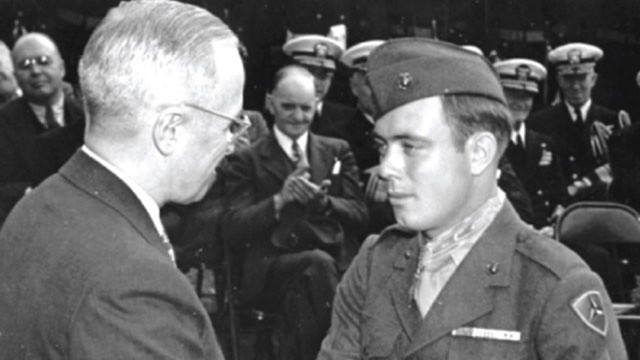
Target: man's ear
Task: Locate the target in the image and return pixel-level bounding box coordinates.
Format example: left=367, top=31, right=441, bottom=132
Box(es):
left=265, top=93, right=275, bottom=115
left=466, top=131, right=498, bottom=175
left=590, top=72, right=599, bottom=86
left=153, top=109, right=185, bottom=156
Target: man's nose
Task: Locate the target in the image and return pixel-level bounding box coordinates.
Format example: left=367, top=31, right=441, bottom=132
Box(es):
left=378, top=146, right=402, bottom=181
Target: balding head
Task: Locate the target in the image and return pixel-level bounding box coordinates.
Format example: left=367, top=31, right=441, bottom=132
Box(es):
left=12, top=33, right=65, bottom=105
left=267, top=65, right=317, bottom=139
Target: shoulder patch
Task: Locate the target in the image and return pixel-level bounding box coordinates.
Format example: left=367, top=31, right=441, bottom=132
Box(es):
left=571, top=290, right=608, bottom=337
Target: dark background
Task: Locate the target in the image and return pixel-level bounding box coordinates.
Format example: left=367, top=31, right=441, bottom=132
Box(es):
left=1, top=0, right=640, bottom=117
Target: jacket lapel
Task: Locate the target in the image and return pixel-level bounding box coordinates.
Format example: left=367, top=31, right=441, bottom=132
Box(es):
left=258, top=134, right=294, bottom=183
left=405, top=202, right=521, bottom=356
left=388, top=236, right=423, bottom=340
left=307, top=133, right=333, bottom=184
left=59, top=150, right=170, bottom=261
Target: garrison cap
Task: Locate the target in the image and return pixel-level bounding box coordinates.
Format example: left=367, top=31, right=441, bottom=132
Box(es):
left=340, top=40, right=385, bottom=71
left=548, top=43, right=603, bottom=75
left=283, top=35, right=344, bottom=70
left=366, top=37, right=506, bottom=118
left=494, top=58, right=547, bottom=94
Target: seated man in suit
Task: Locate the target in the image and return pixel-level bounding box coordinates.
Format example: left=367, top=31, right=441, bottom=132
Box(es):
left=223, top=65, right=368, bottom=360
left=495, top=58, right=568, bottom=229
left=0, top=1, right=245, bottom=358
left=0, top=32, right=84, bottom=224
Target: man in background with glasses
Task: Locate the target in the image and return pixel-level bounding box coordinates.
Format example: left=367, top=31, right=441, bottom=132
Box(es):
left=0, top=32, right=84, bottom=225
left=0, top=1, right=244, bottom=359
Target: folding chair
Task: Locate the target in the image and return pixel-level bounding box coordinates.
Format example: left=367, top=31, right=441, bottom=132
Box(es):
left=555, top=201, right=640, bottom=356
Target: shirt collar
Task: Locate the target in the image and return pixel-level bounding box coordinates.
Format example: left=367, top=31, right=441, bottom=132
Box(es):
left=564, top=99, right=592, bottom=122
left=422, top=189, right=506, bottom=266
left=510, top=124, right=526, bottom=146
left=273, top=125, right=309, bottom=161
left=81, top=145, right=165, bottom=237
left=29, top=94, right=65, bottom=127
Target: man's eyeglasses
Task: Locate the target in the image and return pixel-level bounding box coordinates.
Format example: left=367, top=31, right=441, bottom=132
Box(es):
left=17, top=55, right=51, bottom=70
left=183, top=103, right=251, bottom=143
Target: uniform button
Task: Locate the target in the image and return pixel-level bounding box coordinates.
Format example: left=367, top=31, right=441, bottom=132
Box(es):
left=572, top=173, right=579, bottom=180
left=404, top=250, right=412, bottom=259
left=541, top=142, right=547, bottom=148
left=487, top=262, right=500, bottom=274
left=537, top=189, right=543, bottom=195
left=545, top=201, right=550, bottom=206
left=569, top=156, right=575, bottom=162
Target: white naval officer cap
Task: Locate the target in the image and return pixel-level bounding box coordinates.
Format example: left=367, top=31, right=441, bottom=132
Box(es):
left=548, top=43, right=603, bottom=75
left=494, top=58, right=547, bottom=94
left=460, top=45, right=484, bottom=56
left=282, top=34, right=345, bottom=70
left=340, top=40, right=385, bottom=71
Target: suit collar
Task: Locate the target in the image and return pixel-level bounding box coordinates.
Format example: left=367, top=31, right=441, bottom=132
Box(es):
left=385, top=201, right=523, bottom=355
left=58, top=150, right=170, bottom=261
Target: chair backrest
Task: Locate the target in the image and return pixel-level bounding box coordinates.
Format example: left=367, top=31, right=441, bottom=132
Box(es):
left=556, top=201, right=640, bottom=303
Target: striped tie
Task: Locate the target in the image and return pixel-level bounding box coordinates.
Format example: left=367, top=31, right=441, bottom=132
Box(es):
left=291, top=140, right=302, bottom=164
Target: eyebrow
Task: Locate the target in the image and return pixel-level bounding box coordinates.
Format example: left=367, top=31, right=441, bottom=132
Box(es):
left=372, top=131, right=431, bottom=143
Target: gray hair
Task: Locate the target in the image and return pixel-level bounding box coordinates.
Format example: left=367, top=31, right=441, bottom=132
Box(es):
left=79, top=0, right=238, bottom=137
left=0, top=40, right=13, bottom=74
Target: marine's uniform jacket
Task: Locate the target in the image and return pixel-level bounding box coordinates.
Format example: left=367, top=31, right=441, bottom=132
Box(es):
left=223, top=132, right=368, bottom=302
left=528, top=103, right=618, bottom=201
left=318, top=201, right=627, bottom=360
left=505, top=129, right=569, bottom=228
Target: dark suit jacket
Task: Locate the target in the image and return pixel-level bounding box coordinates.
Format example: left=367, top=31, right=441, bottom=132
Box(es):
left=0, top=150, right=223, bottom=359
left=318, top=201, right=627, bottom=360
left=528, top=103, right=618, bottom=201
left=506, top=129, right=568, bottom=228
left=310, top=100, right=358, bottom=140
left=223, top=132, right=368, bottom=302
left=0, top=96, right=85, bottom=223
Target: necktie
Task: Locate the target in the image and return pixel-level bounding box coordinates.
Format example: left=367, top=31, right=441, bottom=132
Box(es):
left=516, top=134, right=525, bottom=150
left=291, top=140, right=302, bottom=164
left=572, top=105, right=586, bottom=138
left=44, top=104, right=60, bottom=130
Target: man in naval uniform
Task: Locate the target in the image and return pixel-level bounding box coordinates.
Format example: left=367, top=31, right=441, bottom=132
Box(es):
left=528, top=43, right=629, bottom=202
left=496, top=58, right=569, bottom=229
left=282, top=34, right=356, bottom=138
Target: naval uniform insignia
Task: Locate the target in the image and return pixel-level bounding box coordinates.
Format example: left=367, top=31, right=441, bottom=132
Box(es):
left=451, top=327, right=521, bottom=342
left=571, top=290, right=608, bottom=336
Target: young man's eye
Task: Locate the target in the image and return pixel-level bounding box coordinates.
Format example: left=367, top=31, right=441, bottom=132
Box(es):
left=401, top=141, right=425, bottom=155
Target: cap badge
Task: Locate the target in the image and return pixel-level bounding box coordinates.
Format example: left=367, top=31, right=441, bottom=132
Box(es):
left=314, top=43, right=329, bottom=58
left=568, top=49, right=582, bottom=65
left=516, top=65, right=531, bottom=81
left=398, top=72, right=413, bottom=90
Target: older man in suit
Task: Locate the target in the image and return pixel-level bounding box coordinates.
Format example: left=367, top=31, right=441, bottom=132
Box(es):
left=223, top=65, right=368, bottom=360
left=0, top=1, right=246, bottom=359
left=0, top=33, right=84, bottom=224
left=318, top=38, right=625, bottom=360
